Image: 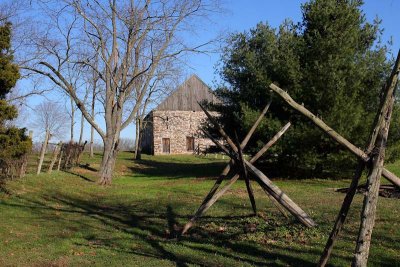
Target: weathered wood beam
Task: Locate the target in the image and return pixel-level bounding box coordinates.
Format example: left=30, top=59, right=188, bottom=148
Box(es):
left=196, top=101, right=273, bottom=208
left=48, top=142, right=62, bottom=173
left=201, top=129, right=231, bottom=156
left=57, top=150, right=63, bottom=171
left=244, top=160, right=316, bottom=227
left=202, top=114, right=315, bottom=227
left=269, top=83, right=368, bottom=161
left=367, top=50, right=400, bottom=149
left=240, top=98, right=272, bottom=147
left=202, top=105, right=316, bottom=227
left=269, top=83, right=400, bottom=188
left=318, top=161, right=365, bottom=266
left=352, top=95, right=395, bottom=267
left=381, top=168, right=400, bottom=188
left=181, top=122, right=291, bottom=234
left=199, top=104, right=240, bottom=155
left=256, top=179, right=289, bottom=218
left=319, top=50, right=400, bottom=266
left=37, top=130, right=50, bottom=175
left=235, top=131, right=257, bottom=215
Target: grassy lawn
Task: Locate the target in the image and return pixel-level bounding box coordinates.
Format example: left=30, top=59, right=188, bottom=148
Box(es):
left=0, top=152, right=399, bottom=266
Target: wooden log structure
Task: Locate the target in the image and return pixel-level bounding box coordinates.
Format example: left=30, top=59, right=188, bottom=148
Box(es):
left=181, top=121, right=292, bottom=234
left=182, top=101, right=316, bottom=235
left=269, top=49, right=400, bottom=267
left=213, top=111, right=315, bottom=228
left=319, top=51, right=400, bottom=266
left=352, top=89, right=396, bottom=266
left=234, top=131, right=257, bottom=215
left=184, top=100, right=272, bottom=221
left=269, top=83, right=400, bottom=188
left=200, top=108, right=316, bottom=228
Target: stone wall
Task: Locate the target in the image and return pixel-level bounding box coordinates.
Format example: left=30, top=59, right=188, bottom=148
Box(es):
left=152, top=110, right=216, bottom=155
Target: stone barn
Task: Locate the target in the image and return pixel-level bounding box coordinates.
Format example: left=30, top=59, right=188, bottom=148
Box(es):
left=141, top=75, right=219, bottom=155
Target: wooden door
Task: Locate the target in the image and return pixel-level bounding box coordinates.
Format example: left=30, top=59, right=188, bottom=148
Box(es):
left=186, top=137, right=195, bottom=151
left=162, top=138, right=170, bottom=153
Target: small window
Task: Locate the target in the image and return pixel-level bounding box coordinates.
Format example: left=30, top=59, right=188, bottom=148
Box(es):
left=186, top=137, right=195, bottom=151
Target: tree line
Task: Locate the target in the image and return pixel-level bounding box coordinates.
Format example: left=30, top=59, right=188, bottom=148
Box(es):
left=212, top=0, right=400, bottom=177
left=2, top=0, right=219, bottom=185
left=1, top=0, right=399, bottom=182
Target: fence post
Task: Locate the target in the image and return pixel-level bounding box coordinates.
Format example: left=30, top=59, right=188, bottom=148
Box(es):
left=37, top=130, right=50, bottom=175
left=48, top=141, right=62, bottom=173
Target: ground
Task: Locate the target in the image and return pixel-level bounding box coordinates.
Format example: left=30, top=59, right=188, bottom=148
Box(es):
left=0, top=152, right=399, bottom=267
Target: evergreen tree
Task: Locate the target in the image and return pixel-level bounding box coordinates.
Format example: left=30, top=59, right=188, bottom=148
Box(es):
left=215, top=0, right=396, bottom=177
left=0, top=22, right=31, bottom=161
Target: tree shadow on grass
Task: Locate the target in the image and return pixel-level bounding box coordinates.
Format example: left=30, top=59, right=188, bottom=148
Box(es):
left=62, top=170, right=95, bottom=183
left=0, top=192, right=327, bottom=267
left=129, top=159, right=227, bottom=179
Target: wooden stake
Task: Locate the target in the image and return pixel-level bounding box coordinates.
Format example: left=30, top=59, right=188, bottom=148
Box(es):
left=319, top=51, right=400, bottom=266
left=244, top=160, right=316, bottom=227
left=195, top=101, right=273, bottom=208
left=37, top=130, right=50, bottom=175
left=204, top=120, right=316, bottom=227
left=201, top=105, right=316, bottom=227
left=48, top=142, right=62, bottom=173
left=256, top=179, right=289, bottom=218
left=269, top=83, right=400, bottom=188
left=318, top=162, right=365, bottom=266
left=234, top=131, right=257, bottom=215
left=352, top=95, right=394, bottom=266
left=182, top=122, right=291, bottom=234
left=57, top=149, right=63, bottom=171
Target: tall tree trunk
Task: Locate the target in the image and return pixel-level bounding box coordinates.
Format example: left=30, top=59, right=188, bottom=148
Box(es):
left=98, top=135, right=119, bottom=185
left=97, top=105, right=123, bottom=185
left=90, top=81, right=96, bottom=158
left=78, top=112, right=85, bottom=145
left=90, top=125, right=94, bottom=157
left=70, top=97, right=75, bottom=142
left=134, top=117, right=142, bottom=160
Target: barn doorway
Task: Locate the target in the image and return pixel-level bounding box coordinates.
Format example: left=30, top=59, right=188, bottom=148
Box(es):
left=162, top=138, right=170, bottom=153
left=186, top=137, right=195, bottom=151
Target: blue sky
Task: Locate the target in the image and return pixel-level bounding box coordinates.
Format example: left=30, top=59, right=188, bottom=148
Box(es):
left=20, top=0, right=400, bottom=143
left=190, top=0, right=400, bottom=87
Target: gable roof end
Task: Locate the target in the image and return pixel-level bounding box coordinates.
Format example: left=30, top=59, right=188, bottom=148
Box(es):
left=155, top=74, right=220, bottom=111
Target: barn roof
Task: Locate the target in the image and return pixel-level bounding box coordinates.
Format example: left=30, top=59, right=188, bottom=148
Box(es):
left=155, top=74, right=219, bottom=111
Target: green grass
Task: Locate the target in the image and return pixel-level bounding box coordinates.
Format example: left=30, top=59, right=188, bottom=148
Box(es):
left=0, top=152, right=399, bottom=266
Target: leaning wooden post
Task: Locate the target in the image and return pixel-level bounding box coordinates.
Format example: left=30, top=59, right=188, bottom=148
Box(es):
left=318, top=50, right=400, bottom=266
left=197, top=100, right=272, bottom=205
left=37, top=130, right=50, bottom=175
left=352, top=95, right=395, bottom=266
left=57, top=147, right=64, bottom=171
left=269, top=83, right=400, bottom=188
left=234, top=131, right=257, bottom=215
left=48, top=142, right=62, bottom=173
left=244, top=160, right=316, bottom=227
left=204, top=114, right=316, bottom=227
left=182, top=122, right=291, bottom=234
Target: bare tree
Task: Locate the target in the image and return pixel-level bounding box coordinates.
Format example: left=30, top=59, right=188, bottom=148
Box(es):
left=31, top=101, right=69, bottom=140
left=22, top=0, right=219, bottom=185
left=133, top=65, right=182, bottom=160
left=0, top=0, right=24, bottom=23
